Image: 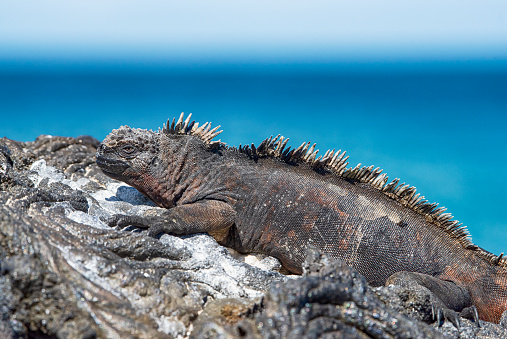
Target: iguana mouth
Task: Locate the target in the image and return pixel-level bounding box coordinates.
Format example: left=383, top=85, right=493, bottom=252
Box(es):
left=96, top=155, right=129, bottom=178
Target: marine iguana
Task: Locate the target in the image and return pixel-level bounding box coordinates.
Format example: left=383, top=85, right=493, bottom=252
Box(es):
left=96, top=113, right=507, bottom=326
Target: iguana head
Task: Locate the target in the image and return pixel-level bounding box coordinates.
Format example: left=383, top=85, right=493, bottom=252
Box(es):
left=96, top=125, right=169, bottom=204
left=96, top=114, right=223, bottom=208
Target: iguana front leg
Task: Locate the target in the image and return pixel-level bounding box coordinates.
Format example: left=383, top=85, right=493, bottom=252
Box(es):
left=386, top=271, right=480, bottom=329
left=107, top=199, right=236, bottom=243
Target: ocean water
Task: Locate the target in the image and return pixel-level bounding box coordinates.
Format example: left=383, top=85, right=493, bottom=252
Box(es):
left=1, top=63, right=506, bottom=254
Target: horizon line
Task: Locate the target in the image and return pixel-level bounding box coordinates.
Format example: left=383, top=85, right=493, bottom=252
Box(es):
left=1, top=57, right=507, bottom=75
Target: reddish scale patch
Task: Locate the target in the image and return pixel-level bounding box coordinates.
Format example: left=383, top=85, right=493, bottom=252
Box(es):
left=260, top=224, right=274, bottom=243
left=441, top=263, right=507, bottom=323
left=302, top=214, right=318, bottom=231
left=337, top=209, right=348, bottom=218
left=337, top=238, right=350, bottom=251
left=303, top=187, right=350, bottom=220
left=487, top=303, right=507, bottom=323
left=482, top=272, right=507, bottom=323
left=287, top=230, right=296, bottom=238
left=474, top=295, right=499, bottom=323
left=280, top=257, right=303, bottom=274
left=440, top=265, right=474, bottom=285
left=133, top=172, right=174, bottom=208
left=238, top=183, right=250, bottom=192
left=494, top=273, right=507, bottom=287
left=303, top=188, right=335, bottom=208
left=224, top=170, right=240, bottom=190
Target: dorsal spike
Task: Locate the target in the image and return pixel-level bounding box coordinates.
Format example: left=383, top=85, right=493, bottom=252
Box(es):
left=194, top=122, right=208, bottom=136
left=164, top=118, right=171, bottom=133
left=282, top=146, right=292, bottom=158
left=278, top=137, right=289, bottom=152
left=191, top=121, right=199, bottom=130
left=207, top=127, right=223, bottom=141
left=182, top=113, right=192, bottom=130
left=174, top=112, right=185, bottom=131
left=305, top=143, right=316, bottom=158
left=302, top=142, right=311, bottom=154
left=271, top=134, right=281, bottom=146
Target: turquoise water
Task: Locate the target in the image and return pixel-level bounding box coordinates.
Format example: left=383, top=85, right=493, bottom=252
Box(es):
left=1, top=62, right=506, bottom=254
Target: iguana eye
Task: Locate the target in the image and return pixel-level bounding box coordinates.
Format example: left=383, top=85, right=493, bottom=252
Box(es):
left=120, top=145, right=137, bottom=157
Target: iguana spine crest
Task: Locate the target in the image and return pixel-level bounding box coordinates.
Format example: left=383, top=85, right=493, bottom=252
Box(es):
left=161, top=113, right=223, bottom=148
left=161, top=112, right=507, bottom=268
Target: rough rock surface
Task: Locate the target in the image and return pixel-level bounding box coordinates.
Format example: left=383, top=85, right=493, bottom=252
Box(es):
left=0, top=135, right=506, bottom=338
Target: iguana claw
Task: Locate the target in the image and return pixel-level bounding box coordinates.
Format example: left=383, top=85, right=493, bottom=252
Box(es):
left=432, top=304, right=461, bottom=329
left=432, top=304, right=481, bottom=330
left=443, top=309, right=461, bottom=330
left=432, top=304, right=444, bottom=326
left=460, top=305, right=481, bottom=327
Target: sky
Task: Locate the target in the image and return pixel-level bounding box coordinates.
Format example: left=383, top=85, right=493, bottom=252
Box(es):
left=1, top=1, right=507, bottom=63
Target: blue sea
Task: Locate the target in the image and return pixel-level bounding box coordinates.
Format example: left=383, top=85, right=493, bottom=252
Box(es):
left=1, top=61, right=506, bottom=254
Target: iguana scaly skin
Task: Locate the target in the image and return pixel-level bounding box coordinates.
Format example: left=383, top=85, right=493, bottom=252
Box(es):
left=96, top=113, right=507, bottom=325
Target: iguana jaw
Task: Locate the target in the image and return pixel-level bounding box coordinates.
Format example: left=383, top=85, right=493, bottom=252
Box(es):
left=96, top=155, right=130, bottom=180
left=97, top=154, right=174, bottom=208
